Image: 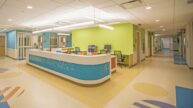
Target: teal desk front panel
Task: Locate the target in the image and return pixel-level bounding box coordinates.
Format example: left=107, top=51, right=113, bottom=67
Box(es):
left=29, top=55, right=110, bottom=80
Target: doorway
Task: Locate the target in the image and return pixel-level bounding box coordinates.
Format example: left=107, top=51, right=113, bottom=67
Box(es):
left=0, top=36, right=5, bottom=56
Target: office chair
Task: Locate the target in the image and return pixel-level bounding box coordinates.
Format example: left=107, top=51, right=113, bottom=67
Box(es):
left=114, top=50, right=125, bottom=66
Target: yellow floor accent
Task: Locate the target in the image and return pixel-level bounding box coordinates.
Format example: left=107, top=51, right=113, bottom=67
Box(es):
left=0, top=72, right=22, bottom=79
left=20, top=61, right=148, bottom=108
left=133, top=82, right=168, bottom=96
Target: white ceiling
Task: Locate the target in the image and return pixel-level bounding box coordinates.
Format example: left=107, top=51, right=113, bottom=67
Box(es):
left=0, top=0, right=193, bottom=35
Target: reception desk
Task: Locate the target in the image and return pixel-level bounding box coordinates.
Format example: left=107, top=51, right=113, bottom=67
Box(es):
left=26, top=49, right=116, bottom=85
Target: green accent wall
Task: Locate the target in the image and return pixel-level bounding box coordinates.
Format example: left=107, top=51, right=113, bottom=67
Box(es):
left=72, top=23, right=134, bottom=55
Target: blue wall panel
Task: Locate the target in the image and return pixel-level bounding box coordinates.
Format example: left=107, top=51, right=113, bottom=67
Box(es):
left=43, top=32, right=50, bottom=48
left=6, top=31, right=16, bottom=49
left=29, top=55, right=110, bottom=80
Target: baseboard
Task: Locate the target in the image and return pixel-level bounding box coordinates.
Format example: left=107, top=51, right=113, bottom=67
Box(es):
left=6, top=55, right=17, bottom=60
left=187, top=64, right=193, bottom=69
left=189, top=67, right=193, bottom=69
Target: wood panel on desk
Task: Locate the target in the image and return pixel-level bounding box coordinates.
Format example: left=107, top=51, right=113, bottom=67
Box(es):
left=0, top=36, right=5, bottom=56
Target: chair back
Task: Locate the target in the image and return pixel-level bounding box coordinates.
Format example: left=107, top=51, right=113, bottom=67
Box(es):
left=75, top=47, right=80, bottom=52
left=100, top=49, right=106, bottom=54
left=114, top=50, right=122, bottom=60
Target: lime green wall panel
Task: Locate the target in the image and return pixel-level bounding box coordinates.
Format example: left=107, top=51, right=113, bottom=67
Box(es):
left=72, top=23, right=134, bottom=55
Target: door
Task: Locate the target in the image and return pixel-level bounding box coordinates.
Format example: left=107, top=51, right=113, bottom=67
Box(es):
left=0, top=36, right=5, bottom=56
left=18, top=32, right=32, bottom=59
left=136, top=31, right=141, bottom=63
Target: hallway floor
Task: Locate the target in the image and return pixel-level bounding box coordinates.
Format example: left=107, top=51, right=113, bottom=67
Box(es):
left=0, top=51, right=193, bottom=108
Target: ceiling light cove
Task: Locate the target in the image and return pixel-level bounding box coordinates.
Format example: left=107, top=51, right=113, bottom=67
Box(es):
left=54, top=21, right=94, bottom=30
left=33, top=21, right=95, bottom=34
left=107, top=22, right=121, bottom=25
left=99, top=24, right=114, bottom=30
left=27, top=5, right=33, bottom=9
left=33, top=28, right=52, bottom=34
left=145, top=6, right=152, bottom=10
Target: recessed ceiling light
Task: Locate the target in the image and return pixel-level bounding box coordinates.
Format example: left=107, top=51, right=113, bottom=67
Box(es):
left=8, top=19, right=12, bottom=22
left=160, top=25, right=163, bottom=28
left=162, top=29, right=166, bottom=31
left=27, top=5, right=33, bottom=9
left=145, top=6, right=152, bottom=10
left=155, top=20, right=160, bottom=22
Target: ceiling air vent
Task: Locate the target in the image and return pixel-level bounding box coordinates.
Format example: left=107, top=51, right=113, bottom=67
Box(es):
left=185, top=0, right=193, bottom=4
left=120, top=0, right=142, bottom=9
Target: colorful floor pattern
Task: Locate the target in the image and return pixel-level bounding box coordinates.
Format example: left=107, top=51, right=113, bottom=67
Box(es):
left=133, top=100, right=176, bottom=108
left=0, top=93, right=10, bottom=108
left=0, top=87, right=25, bottom=108
left=0, top=51, right=193, bottom=108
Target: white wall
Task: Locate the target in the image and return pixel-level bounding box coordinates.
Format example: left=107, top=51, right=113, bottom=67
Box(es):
left=154, top=37, right=162, bottom=52
left=185, top=19, right=193, bottom=68
left=169, top=38, right=173, bottom=50
left=161, top=37, right=171, bottom=49
left=152, top=35, right=155, bottom=55
left=145, top=30, right=150, bottom=57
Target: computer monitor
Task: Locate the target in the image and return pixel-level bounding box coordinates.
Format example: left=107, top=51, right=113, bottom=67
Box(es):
left=104, top=44, right=111, bottom=50
left=88, top=45, right=97, bottom=52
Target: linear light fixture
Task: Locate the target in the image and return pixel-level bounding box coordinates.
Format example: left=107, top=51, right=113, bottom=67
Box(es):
left=33, top=21, right=95, bottom=34
left=54, top=21, right=94, bottom=30
left=57, top=33, right=70, bottom=36
left=33, top=28, right=52, bottom=34
left=99, top=24, right=114, bottom=30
